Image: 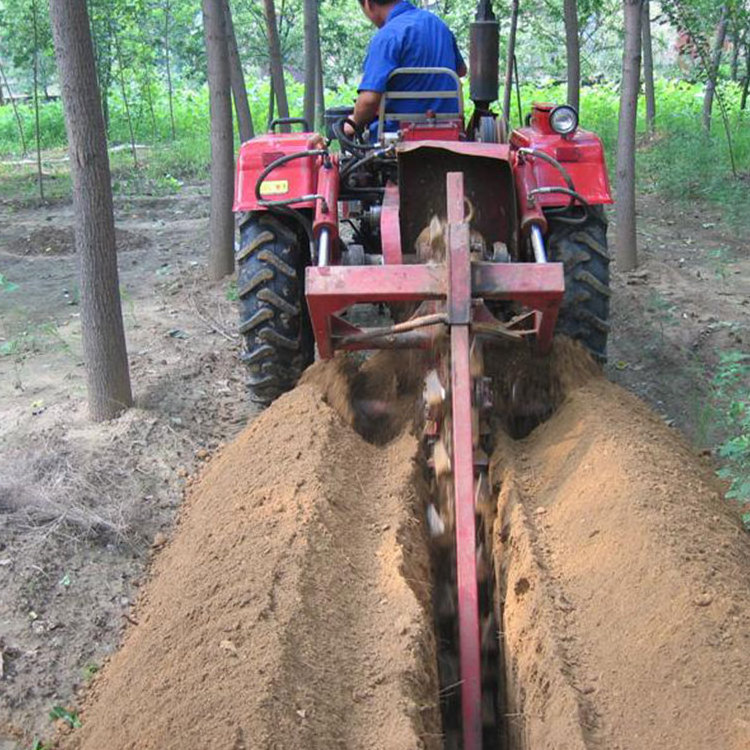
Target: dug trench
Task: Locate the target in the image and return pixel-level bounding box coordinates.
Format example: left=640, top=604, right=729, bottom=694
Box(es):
left=55, top=342, right=750, bottom=750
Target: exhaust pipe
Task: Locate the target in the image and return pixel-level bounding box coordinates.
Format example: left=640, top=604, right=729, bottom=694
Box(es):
left=469, top=0, right=499, bottom=113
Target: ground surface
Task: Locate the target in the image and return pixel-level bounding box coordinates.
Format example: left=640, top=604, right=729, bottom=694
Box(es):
left=0, top=180, right=748, bottom=748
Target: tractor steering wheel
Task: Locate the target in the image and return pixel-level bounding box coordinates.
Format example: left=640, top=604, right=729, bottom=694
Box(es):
left=333, top=117, right=377, bottom=153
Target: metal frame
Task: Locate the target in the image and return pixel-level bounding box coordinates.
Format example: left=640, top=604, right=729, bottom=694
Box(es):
left=305, top=173, right=563, bottom=750
left=376, top=67, right=465, bottom=141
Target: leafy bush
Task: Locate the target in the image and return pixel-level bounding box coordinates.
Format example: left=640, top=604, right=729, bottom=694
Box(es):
left=711, top=351, right=750, bottom=526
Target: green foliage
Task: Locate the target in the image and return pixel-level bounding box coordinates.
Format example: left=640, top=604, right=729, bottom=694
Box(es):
left=0, top=272, right=19, bottom=293
left=49, top=705, right=82, bottom=728
left=711, top=351, right=750, bottom=525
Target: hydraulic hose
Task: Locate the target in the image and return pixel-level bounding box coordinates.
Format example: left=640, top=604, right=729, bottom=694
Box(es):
left=254, top=149, right=328, bottom=206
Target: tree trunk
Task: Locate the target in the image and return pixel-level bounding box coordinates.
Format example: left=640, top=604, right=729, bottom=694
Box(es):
left=303, top=0, right=318, bottom=129
left=0, top=56, right=28, bottom=155
left=742, top=42, right=750, bottom=111
left=164, top=0, right=176, bottom=139
left=49, top=0, right=133, bottom=421
left=315, top=41, right=325, bottom=131
left=110, top=20, right=138, bottom=168
left=267, top=73, right=275, bottom=130
left=641, top=0, right=656, bottom=133
left=263, top=0, right=290, bottom=129
left=702, top=5, right=729, bottom=132
left=615, top=0, right=642, bottom=273
left=730, top=26, right=740, bottom=81
left=202, top=0, right=235, bottom=280
left=223, top=0, right=254, bottom=142
left=31, top=0, right=45, bottom=202
left=502, top=0, right=519, bottom=124
left=563, top=0, right=580, bottom=112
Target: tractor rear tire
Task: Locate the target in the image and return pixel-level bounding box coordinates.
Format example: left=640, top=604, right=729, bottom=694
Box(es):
left=546, top=207, right=611, bottom=361
left=237, top=214, right=313, bottom=405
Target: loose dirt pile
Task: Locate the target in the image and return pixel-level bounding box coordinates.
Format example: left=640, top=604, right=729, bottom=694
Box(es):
left=494, top=370, right=750, bottom=749
left=60, top=365, right=440, bottom=750
left=57, top=342, right=750, bottom=750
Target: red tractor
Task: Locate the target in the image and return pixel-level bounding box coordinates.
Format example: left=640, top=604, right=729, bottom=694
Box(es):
left=233, top=4, right=611, bottom=748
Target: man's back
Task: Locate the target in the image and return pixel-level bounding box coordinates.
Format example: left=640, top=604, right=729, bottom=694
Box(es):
left=359, top=1, right=465, bottom=117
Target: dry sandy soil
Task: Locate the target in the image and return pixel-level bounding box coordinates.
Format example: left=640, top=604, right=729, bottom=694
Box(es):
left=0, top=180, right=748, bottom=749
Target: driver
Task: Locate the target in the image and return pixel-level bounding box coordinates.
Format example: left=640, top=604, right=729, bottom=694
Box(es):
left=347, top=0, right=466, bottom=136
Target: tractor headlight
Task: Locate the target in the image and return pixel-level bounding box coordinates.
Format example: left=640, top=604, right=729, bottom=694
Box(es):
left=549, top=105, right=579, bottom=135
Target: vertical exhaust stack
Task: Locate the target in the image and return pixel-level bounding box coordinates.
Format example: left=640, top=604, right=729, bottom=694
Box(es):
left=469, top=0, right=500, bottom=115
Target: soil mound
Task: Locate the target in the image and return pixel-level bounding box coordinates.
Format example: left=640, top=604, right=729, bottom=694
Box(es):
left=4, top=226, right=146, bottom=256
left=494, top=375, right=750, bottom=749
left=61, top=372, right=440, bottom=750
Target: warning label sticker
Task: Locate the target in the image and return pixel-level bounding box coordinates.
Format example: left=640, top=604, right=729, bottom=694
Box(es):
left=259, top=180, right=289, bottom=196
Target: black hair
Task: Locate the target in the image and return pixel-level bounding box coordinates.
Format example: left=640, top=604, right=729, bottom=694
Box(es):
left=358, top=0, right=400, bottom=6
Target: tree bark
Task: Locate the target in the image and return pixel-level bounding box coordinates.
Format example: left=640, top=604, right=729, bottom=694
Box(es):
left=563, top=0, right=580, bottom=112
left=49, top=0, right=133, bottom=421
left=303, top=0, right=319, bottom=129
left=263, top=0, right=290, bottom=129
left=223, top=0, right=254, bottom=142
left=615, top=0, right=642, bottom=273
left=742, top=42, right=750, bottom=111
left=502, top=0, right=519, bottom=124
left=202, top=0, right=235, bottom=280
left=641, top=0, right=656, bottom=133
left=702, top=5, right=729, bottom=132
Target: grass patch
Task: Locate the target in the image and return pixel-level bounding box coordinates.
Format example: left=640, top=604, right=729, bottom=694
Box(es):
left=710, top=351, right=750, bottom=526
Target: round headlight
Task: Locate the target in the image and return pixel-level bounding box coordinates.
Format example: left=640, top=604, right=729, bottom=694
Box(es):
left=549, top=105, right=579, bottom=135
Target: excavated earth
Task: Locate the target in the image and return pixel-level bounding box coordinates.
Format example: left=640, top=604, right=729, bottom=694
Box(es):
left=57, top=342, right=750, bottom=750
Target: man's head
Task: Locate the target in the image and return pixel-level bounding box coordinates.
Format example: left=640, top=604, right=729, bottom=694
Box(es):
left=358, top=0, right=400, bottom=28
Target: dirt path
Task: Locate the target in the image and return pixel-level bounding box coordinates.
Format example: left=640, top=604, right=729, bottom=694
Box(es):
left=59, top=378, right=440, bottom=750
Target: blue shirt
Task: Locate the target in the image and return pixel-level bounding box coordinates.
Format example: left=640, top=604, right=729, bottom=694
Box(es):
left=359, top=1, right=464, bottom=119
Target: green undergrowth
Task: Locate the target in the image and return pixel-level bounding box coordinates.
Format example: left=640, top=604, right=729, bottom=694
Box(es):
left=710, top=351, right=750, bottom=527
left=2, top=77, right=748, bottom=225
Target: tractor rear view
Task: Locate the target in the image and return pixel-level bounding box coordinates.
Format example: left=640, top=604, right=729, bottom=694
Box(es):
left=232, top=3, right=612, bottom=747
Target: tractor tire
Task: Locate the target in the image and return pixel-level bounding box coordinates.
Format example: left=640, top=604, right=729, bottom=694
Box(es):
left=546, top=207, right=611, bottom=361
left=237, top=214, right=313, bottom=405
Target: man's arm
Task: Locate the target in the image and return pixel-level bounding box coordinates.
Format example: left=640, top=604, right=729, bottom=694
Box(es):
left=352, top=90, right=383, bottom=130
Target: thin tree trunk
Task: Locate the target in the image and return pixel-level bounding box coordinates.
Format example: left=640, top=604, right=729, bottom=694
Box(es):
left=303, top=0, right=318, bottom=129
left=263, top=0, right=289, bottom=129
left=202, top=0, right=235, bottom=280
left=563, top=0, right=580, bottom=112
left=141, top=65, right=158, bottom=140
left=0, top=56, right=28, bottom=155
left=742, top=43, right=750, bottom=111
left=223, top=0, right=254, bottom=142
left=702, top=5, right=729, bottom=132
left=31, top=0, right=44, bottom=202
left=315, top=41, right=325, bottom=131
left=502, top=0, right=519, bottom=124
left=164, top=0, right=176, bottom=139
left=49, top=0, right=133, bottom=421
left=730, top=26, right=740, bottom=81
left=267, top=74, right=275, bottom=130
left=641, top=0, right=656, bottom=133
left=110, top=21, right=138, bottom=168
left=615, top=0, right=642, bottom=273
